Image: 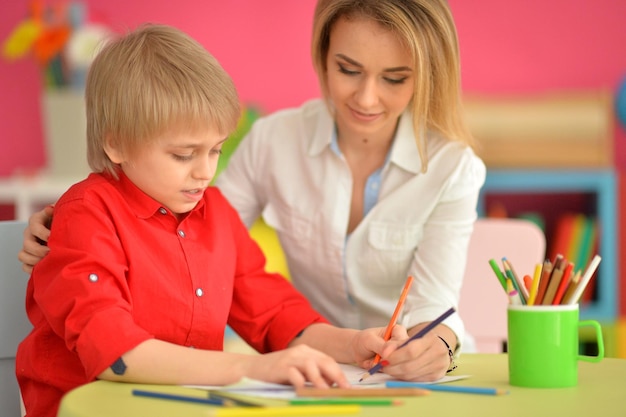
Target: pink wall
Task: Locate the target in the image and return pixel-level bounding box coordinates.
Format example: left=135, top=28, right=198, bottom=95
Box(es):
left=1, top=0, right=626, bottom=176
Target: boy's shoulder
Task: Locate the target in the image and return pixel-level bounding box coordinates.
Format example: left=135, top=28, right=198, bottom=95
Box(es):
left=203, top=186, right=231, bottom=208
left=56, top=173, right=116, bottom=206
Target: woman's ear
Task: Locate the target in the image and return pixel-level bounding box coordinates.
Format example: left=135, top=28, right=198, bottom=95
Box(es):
left=103, top=136, right=124, bottom=164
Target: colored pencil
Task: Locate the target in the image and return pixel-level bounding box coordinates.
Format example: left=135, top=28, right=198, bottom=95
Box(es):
left=289, top=398, right=401, bottom=406
left=502, top=259, right=526, bottom=304
left=295, top=387, right=429, bottom=397
left=565, top=254, right=601, bottom=304
left=527, top=263, right=543, bottom=305
left=207, top=405, right=361, bottom=417
left=552, top=261, right=574, bottom=304
left=523, top=275, right=533, bottom=293
left=209, top=392, right=264, bottom=407
left=506, top=279, right=522, bottom=305
left=360, top=307, right=455, bottom=381
left=373, top=275, right=414, bottom=365
left=542, top=260, right=564, bottom=305
left=535, top=259, right=553, bottom=304
left=502, top=258, right=528, bottom=301
left=385, top=381, right=509, bottom=396
left=488, top=259, right=507, bottom=291
left=132, top=389, right=228, bottom=406
left=561, top=269, right=581, bottom=305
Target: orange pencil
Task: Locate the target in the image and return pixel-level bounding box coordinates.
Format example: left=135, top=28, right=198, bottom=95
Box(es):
left=373, top=275, right=414, bottom=365
left=523, top=275, right=533, bottom=293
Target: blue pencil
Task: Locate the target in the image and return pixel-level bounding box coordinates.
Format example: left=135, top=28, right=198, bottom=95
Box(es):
left=132, top=389, right=227, bottom=406
left=385, top=381, right=509, bottom=395
left=360, top=307, right=456, bottom=381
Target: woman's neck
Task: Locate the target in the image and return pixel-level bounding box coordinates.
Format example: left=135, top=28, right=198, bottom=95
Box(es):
left=335, top=121, right=397, bottom=161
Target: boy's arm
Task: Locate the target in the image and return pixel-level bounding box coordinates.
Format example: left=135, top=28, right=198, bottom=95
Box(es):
left=98, top=338, right=350, bottom=388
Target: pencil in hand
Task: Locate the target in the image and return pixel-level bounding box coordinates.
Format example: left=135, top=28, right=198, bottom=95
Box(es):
left=372, top=275, right=414, bottom=365
left=359, top=307, right=456, bottom=382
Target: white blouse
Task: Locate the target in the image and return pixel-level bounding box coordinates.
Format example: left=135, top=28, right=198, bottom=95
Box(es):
left=216, top=99, right=486, bottom=346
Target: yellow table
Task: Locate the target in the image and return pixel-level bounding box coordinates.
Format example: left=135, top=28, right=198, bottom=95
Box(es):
left=58, top=354, right=625, bottom=417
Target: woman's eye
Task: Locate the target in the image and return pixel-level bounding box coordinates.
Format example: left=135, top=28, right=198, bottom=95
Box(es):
left=384, top=77, right=407, bottom=85
left=338, top=65, right=359, bottom=76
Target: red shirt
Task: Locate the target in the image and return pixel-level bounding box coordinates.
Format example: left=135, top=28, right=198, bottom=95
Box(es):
left=16, top=172, right=327, bottom=417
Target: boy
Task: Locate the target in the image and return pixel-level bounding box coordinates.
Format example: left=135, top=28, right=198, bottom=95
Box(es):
left=16, top=24, right=398, bottom=417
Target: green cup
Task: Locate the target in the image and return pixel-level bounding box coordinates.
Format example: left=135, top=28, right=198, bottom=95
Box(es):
left=507, top=304, right=604, bottom=388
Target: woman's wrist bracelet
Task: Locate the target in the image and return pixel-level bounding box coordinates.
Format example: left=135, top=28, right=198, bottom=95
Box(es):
left=437, top=335, right=457, bottom=372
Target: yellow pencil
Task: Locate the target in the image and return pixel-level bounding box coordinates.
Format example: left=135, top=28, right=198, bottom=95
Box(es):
left=206, top=405, right=361, bottom=417
left=527, top=263, right=543, bottom=305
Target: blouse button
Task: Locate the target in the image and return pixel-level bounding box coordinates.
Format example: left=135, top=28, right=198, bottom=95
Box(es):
left=88, top=273, right=99, bottom=282
left=178, top=230, right=186, bottom=238
left=159, top=207, right=167, bottom=215
left=195, top=288, right=204, bottom=297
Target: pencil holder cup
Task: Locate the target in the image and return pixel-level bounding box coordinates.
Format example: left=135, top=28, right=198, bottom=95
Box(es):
left=507, top=304, right=604, bottom=388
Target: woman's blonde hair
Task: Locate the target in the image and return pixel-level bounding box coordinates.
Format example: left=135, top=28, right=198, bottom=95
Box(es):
left=312, top=0, right=474, bottom=171
left=85, top=24, right=240, bottom=177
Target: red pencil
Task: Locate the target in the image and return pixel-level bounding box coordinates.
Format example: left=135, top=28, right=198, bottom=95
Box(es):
left=372, top=275, right=414, bottom=365
left=552, top=261, right=574, bottom=305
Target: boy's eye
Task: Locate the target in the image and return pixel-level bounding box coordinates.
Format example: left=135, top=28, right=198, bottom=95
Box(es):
left=211, top=149, right=223, bottom=156
left=172, top=154, right=193, bottom=161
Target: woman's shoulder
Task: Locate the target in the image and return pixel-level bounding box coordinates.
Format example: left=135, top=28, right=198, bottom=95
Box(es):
left=241, top=99, right=332, bottom=154
left=427, top=132, right=484, bottom=166
left=423, top=132, right=486, bottom=188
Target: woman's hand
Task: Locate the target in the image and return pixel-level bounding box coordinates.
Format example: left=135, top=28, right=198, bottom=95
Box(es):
left=375, top=326, right=454, bottom=382
left=18, top=205, right=54, bottom=273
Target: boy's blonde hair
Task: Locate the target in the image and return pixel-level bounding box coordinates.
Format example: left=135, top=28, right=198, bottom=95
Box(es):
left=311, top=0, right=474, bottom=172
left=86, top=24, right=241, bottom=177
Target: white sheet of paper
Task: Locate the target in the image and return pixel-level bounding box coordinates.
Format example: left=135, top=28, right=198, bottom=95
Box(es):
left=185, top=363, right=469, bottom=399
left=338, top=363, right=469, bottom=386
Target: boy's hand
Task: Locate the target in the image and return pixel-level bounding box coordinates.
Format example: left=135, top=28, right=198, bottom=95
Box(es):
left=244, top=345, right=350, bottom=388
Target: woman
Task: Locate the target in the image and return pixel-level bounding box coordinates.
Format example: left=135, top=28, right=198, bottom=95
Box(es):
left=19, top=0, right=485, bottom=381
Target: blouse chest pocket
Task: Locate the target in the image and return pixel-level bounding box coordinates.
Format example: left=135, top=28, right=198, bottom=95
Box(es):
left=363, top=222, right=422, bottom=286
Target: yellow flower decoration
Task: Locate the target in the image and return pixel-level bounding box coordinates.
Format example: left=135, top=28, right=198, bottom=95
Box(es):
left=2, top=20, right=43, bottom=60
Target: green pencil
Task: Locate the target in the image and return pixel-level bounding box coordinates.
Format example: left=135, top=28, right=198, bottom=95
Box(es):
left=289, top=398, right=401, bottom=406
left=488, top=258, right=507, bottom=291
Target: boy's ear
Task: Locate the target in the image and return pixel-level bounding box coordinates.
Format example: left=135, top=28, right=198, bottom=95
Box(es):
left=103, top=136, right=124, bottom=164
